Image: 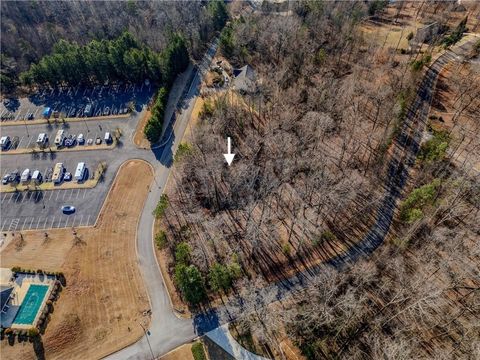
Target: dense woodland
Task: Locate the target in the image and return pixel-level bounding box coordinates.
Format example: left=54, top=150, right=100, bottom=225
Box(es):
left=0, top=0, right=228, bottom=94
left=159, top=1, right=480, bottom=358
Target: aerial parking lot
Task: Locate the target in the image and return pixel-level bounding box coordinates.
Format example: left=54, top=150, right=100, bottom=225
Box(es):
left=0, top=82, right=153, bottom=122
left=0, top=117, right=125, bottom=152
left=0, top=83, right=153, bottom=234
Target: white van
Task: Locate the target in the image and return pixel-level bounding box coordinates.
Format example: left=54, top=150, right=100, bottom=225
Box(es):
left=54, top=130, right=65, bottom=146
left=74, top=162, right=86, bottom=182
left=32, top=170, right=42, bottom=184
left=21, top=169, right=31, bottom=183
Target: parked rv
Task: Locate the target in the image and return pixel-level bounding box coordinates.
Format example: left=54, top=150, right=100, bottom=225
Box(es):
left=52, top=163, right=64, bottom=184
left=74, top=162, right=86, bottom=182
left=54, top=130, right=65, bottom=147
left=37, top=133, right=48, bottom=147
left=21, top=168, right=31, bottom=183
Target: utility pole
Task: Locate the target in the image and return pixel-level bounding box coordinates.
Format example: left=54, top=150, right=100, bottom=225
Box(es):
left=139, top=323, right=155, bottom=360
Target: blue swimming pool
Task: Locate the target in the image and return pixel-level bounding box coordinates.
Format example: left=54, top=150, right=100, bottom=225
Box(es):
left=13, top=284, right=49, bottom=325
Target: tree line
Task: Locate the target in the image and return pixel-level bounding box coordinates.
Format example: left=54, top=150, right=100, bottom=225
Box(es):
left=20, top=31, right=188, bottom=88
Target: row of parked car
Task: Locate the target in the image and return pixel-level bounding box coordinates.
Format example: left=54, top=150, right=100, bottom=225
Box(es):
left=2, top=162, right=88, bottom=186
left=54, top=130, right=113, bottom=148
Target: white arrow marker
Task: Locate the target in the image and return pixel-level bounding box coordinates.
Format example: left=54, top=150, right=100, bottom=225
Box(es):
left=223, top=137, right=235, bottom=166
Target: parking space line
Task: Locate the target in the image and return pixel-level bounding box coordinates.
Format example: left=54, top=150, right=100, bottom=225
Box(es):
left=26, top=137, right=33, bottom=149
left=36, top=218, right=42, bottom=229
left=62, top=190, right=68, bottom=200
left=82, top=189, right=87, bottom=199
left=13, top=219, right=20, bottom=230
left=48, top=191, right=54, bottom=201
left=75, top=189, right=80, bottom=199
left=29, top=217, right=35, bottom=229
left=17, top=136, right=24, bottom=149
left=50, top=216, right=55, bottom=228
left=21, top=217, right=28, bottom=230
left=78, top=214, right=84, bottom=226
left=1, top=193, right=7, bottom=201
left=1, top=218, right=8, bottom=230
left=64, top=216, right=69, bottom=227
left=43, top=217, right=48, bottom=229
left=55, top=191, right=60, bottom=201
left=86, top=214, right=91, bottom=226
left=7, top=194, right=13, bottom=204
left=33, top=108, right=40, bottom=118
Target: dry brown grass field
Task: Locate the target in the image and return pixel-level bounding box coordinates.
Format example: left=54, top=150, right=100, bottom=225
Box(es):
left=0, top=160, right=153, bottom=360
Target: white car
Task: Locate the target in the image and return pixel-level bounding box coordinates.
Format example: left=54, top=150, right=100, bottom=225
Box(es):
left=78, top=133, right=85, bottom=144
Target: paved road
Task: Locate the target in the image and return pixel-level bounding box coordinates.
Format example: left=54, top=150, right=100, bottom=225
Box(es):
left=104, top=40, right=219, bottom=360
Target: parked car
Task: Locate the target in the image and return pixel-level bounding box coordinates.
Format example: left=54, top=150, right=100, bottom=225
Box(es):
left=104, top=132, right=112, bottom=144
left=87, top=138, right=94, bottom=146
left=61, top=205, right=75, bottom=214
left=103, top=107, right=110, bottom=116
left=64, top=172, right=72, bottom=181
left=64, top=135, right=76, bottom=147
left=77, top=133, right=85, bottom=145
left=0, top=136, right=11, bottom=150
left=27, top=113, right=34, bottom=120
left=8, top=170, right=20, bottom=183
left=95, top=137, right=102, bottom=145
left=2, top=174, right=10, bottom=185
left=32, top=170, right=43, bottom=184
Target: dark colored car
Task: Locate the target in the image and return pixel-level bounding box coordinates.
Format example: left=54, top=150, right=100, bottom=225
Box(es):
left=61, top=205, right=75, bottom=214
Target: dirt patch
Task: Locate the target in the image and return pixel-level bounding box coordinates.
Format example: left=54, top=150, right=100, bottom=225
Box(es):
left=159, top=343, right=194, bottom=360
left=0, top=160, right=153, bottom=360
left=133, top=109, right=153, bottom=149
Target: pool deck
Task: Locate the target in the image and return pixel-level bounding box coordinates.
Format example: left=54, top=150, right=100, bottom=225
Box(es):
left=2, top=273, right=55, bottom=329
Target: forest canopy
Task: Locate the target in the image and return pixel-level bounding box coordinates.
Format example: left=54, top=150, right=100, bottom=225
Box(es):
left=20, top=31, right=189, bottom=87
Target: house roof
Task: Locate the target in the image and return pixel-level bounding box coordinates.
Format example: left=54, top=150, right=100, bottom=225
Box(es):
left=232, top=65, right=256, bottom=93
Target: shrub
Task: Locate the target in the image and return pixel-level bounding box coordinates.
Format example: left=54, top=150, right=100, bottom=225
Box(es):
left=174, top=143, right=193, bottom=163
left=400, top=179, right=441, bottom=223
left=411, top=54, right=432, bottom=71
left=191, top=341, right=207, bottom=360
left=282, top=243, right=291, bottom=255
left=175, top=242, right=191, bottom=265
left=200, top=100, right=215, bottom=119
left=442, top=17, right=467, bottom=47
left=406, top=31, right=414, bottom=41
left=228, top=261, right=242, bottom=280
left=209, top=263, right=233, bottom=292
left=11, top=266, right=21, bottom=273
left=155, top=231, right=167, bottom=250
left=419, top=129, right=450, bottom=162
left=153, top=194, right=169, bottom=218
left=27, top=328, right=39, bottom=338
